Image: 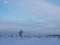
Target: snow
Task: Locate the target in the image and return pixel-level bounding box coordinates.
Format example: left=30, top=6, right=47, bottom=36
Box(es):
left=0, top=37, right=60, bottom=45
left=0, top=31, right=60, bottom=45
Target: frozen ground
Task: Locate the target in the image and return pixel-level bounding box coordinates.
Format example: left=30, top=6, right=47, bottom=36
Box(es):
left=0, top=37, right=60, bottom=45
left=0, top=31, right=60, bottom=45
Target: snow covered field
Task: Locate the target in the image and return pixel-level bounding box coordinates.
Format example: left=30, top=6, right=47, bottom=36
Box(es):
left=0, top=31, right=60, bottom=45
left=0, top=37, right=60, bottom=45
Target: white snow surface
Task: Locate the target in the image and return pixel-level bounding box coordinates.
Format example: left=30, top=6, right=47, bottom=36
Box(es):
left=0, top=37, right=60, bottom=45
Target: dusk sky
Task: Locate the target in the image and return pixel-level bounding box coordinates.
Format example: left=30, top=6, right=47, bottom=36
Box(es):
left=0, top=0, right=60, bottom=33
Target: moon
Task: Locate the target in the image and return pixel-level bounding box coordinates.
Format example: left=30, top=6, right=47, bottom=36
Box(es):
left=4, top=0, right=7, bottom=4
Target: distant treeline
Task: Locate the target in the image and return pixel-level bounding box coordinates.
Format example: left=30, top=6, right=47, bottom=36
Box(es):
left=0, top=30, right=60, bottom=39
left=0, top=34, right=60, bottom=39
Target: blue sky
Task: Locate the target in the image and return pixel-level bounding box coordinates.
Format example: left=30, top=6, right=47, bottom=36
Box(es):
left=0, top=0, right=60, bottom=33
left=45, top=0, right=60, bottom=6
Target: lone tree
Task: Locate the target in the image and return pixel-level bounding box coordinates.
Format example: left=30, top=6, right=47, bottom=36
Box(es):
left=19, top=30, right=23, bottom=38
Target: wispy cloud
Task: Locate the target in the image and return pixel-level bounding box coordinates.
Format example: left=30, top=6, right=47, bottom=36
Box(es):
left=0, top=0, right=60, bottom=33
left=7, top=0, right=60, bottom=16
left=0, top=19, right=60, bottom=32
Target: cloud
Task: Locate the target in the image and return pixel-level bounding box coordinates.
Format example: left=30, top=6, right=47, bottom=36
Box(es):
left=7, top=0, right=60, bottom=16
left=27, top=0, right=60, bottom=16
left=39, top=1, right=60, bottom=16
left=1, top=0, right=60, bottom=33
left=0, top=19, right=60, bottom=31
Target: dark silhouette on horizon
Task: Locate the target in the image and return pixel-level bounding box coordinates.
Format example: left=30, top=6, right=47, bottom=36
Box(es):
left=19, top=30, right=23, bottom=38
